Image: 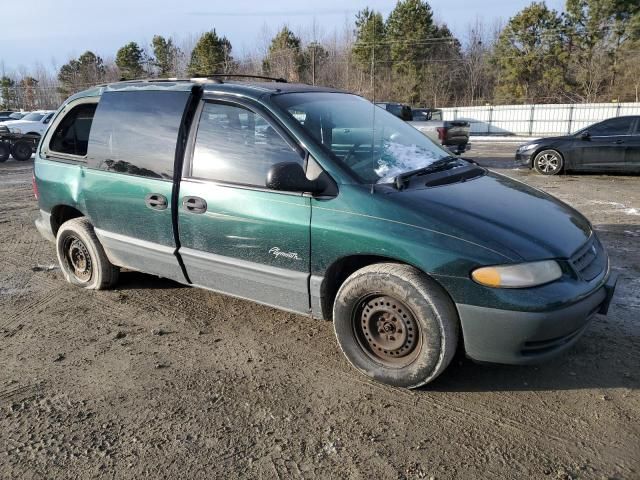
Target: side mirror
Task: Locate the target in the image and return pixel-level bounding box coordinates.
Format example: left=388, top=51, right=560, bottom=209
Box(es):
left=580, top=131, right=590, bottom=140
left=266, top=162, right=323, bottom=194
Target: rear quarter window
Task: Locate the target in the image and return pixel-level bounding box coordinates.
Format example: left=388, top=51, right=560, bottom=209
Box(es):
left=49, top=103, right=97, bottom=157
left=87, top=90, right=191, bottom=179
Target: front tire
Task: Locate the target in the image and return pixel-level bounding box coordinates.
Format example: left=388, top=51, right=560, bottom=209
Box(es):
left=55, top=218, right=119, bottom=290
left=533, top=149, right=563, bottom=175
left=333, top=263, right=458, bottom=389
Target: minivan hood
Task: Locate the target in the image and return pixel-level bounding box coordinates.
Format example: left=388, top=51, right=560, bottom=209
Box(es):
left=392, top=171, right=591, bottom=261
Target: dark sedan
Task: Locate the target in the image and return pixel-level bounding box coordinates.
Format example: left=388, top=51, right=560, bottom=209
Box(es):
left=516, top=115, right=640, bottom=175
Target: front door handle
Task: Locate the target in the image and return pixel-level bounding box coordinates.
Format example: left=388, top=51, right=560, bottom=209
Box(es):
left=145, top=193, right=168, bottom=210
left=182, top=196, right=207, bottom=214
left=613, top=139, right=624, bottom=144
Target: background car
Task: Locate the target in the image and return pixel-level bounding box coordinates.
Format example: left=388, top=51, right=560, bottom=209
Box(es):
left=376, top=103, right=471, bottom=154
left=1, top=110, right=55, bottom=136
left=517, top=115, right=640, bottom=175
left=0, top=111, right=15, bottom=122
left=0, top=111, right=28, bottom=124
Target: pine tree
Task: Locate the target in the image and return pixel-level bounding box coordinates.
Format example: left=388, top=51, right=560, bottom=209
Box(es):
left=262, top=27, right=303, bottom=81
left=187, top=30, right=234, bottom=77
left=58, top=51, right=106, bottom=96
left=353, top=8, right=387, bottom=71
left=493, top=2, right=568, bottom=103
left=116, top=42, right=146, bottom=80
left=152, top=35, right=180, bottom=77
left=0, top=76, right=16, bottom=109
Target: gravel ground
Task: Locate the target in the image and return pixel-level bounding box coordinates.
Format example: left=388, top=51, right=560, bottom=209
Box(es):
left=1, top=146, right=638, bottom=479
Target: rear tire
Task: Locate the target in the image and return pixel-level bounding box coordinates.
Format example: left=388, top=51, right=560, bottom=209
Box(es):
left=533, top=149, right=563, bottom=175
left=55, top=217, right=119, bottom=290
left=0, top=143, right=9, bottom=162
left=11, top=140, right=33, bottom=161
left=333, top=263, right=458, bottom=389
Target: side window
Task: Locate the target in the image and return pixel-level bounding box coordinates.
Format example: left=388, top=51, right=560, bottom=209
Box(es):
left=191, top=102, right=303, bottom=186
left=49, top=104, right=97, bottom=156
left=43, top=113, right=54, bottom=124
left=590, top=117, right=633, bottom=136
left=88, top=90, right=191, bottom=179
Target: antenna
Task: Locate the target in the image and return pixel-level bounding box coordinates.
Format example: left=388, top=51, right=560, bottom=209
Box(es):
left=370, top=21, right=377, bottom=195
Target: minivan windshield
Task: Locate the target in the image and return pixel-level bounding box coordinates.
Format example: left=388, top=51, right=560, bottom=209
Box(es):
left=273, top=93, right=451, bottom=184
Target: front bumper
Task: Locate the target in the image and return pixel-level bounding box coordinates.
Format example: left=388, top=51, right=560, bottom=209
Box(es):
left=457, top=272, right=618, bottom=365
left=515, top=151, right=533, bottom=167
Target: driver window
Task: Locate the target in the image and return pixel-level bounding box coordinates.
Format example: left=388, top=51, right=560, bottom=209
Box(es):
left=192, top=102, right=303, bottom=186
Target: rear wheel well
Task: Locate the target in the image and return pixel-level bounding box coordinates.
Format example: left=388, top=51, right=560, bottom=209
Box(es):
left=320, top=255, right=400, bottom=320
left=50, top=205, right=84, bottom=236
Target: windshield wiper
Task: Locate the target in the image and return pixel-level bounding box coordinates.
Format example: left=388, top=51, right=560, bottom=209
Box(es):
left=393, top=156, right=460, bottom=190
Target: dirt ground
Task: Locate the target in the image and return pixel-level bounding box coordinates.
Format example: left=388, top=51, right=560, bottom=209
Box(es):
left=1, top=143, right=638, bottom=479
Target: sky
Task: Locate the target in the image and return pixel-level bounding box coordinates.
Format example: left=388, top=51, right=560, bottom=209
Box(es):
left=0, top=0, right=565, bottom=72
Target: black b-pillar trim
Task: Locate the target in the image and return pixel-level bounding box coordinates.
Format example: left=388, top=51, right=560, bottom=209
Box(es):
left=171, top=85, right=203, bottom=284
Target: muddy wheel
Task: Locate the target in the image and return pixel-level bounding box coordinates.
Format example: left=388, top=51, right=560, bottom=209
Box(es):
left=333, top=263, right=458, bottom=389
left=55, top=217, right=119, bottom=290
left=0, top=143, right=9, bottom=162
left=11, top=140, right=33, bottom=161
left=533, top=149, right=563, bottom=175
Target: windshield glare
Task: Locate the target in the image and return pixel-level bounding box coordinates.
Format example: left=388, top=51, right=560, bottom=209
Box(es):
left=21, top=113, right=45, bottom=121
left=273, top=93, right=450, bottom=184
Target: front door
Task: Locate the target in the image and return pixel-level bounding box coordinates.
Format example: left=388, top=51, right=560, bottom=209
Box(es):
left=578, top=117, right=634, bottom=171
left=178, top=99, right=311, bottom=314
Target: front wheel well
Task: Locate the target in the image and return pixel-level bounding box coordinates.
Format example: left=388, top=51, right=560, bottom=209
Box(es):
left=319, top=255, right=440, bottom=320
left=50, top=205, right=84, bottom=236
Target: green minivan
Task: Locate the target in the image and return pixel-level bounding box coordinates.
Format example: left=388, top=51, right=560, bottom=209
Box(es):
left=34, top=78, right=616, bottom=388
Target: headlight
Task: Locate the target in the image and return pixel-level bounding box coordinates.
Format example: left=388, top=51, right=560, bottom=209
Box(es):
left=517, top=143, right=539, bottom=152
left=471, top=260, right=562, bottom=288
left=9, top=127, right=22, bottom=134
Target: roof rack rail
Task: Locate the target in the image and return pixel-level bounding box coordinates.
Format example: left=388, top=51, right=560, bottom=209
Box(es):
left=190, top=74, right=288, bottom=83
left=98, top=74, right=288, bottom=88
left=96, top=78, right=195, bottom=87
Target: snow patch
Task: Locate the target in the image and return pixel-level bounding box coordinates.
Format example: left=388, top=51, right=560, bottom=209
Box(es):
left=589, top=200, right=640, bottom=216
left=375, top=141, right=441, bottom=183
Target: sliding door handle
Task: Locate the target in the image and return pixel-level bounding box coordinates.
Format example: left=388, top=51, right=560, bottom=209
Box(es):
left=145, top=193, right=168, bottom=210
left=182, top=196, right=207, bottom=214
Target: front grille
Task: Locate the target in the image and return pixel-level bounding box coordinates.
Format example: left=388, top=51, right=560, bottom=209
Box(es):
left=569, top=236, right=604, bottom=281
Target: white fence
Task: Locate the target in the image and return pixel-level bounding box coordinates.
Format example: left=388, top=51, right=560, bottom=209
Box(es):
left=440, top=102, right=640, bottom=136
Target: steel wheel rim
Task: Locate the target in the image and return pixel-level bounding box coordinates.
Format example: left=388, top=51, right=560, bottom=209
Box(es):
left=537, top=152, right=559, bottom=173
left=63, top=235, right=93, bottom=282
left=352, top=295, right=422, bottom=368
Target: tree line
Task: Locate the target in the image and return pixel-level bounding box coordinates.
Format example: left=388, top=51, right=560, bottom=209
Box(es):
left=1, top=0, right=638, bottom=111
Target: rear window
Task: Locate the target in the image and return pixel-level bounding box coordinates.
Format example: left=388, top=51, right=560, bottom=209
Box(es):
left=87, top=90, right=191, bottom=179
left=49, top=103, right=97, bottom=156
